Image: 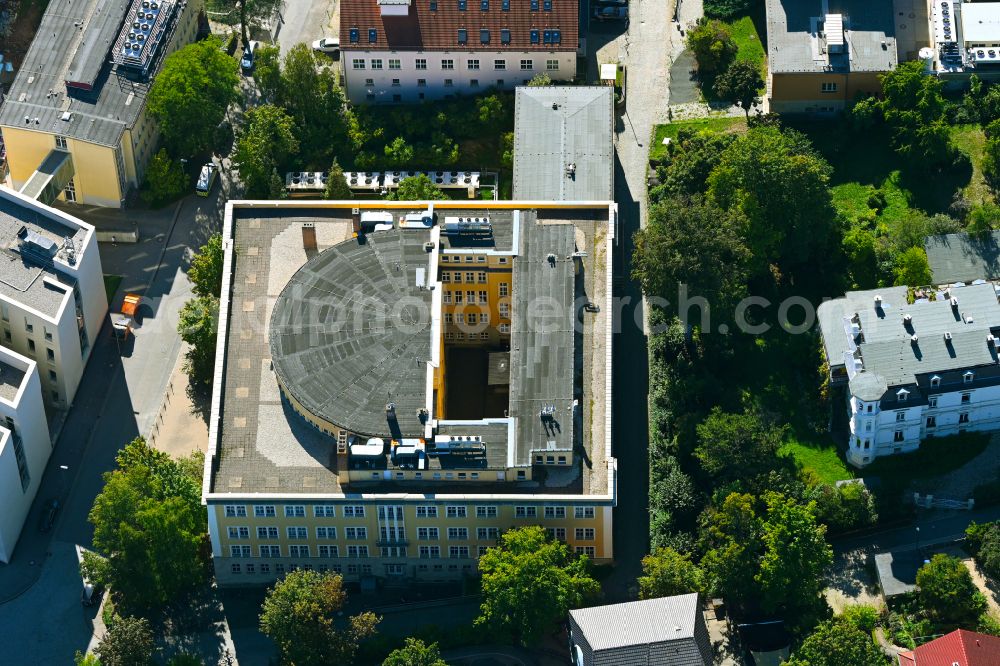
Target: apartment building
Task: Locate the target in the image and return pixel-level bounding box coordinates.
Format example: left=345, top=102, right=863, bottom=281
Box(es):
left=0, top=347, right=51, bottom=563
left=338, top=0, right=578, bottom=104
left=0, top=0, right=204, bottom=207
left=818, top=282, right=1000, bottom=467
left=203, top=199, right=616, bottom=586
left=764, top=0, right=897, bottom=113
left=0, top=187, right=107, bottom=413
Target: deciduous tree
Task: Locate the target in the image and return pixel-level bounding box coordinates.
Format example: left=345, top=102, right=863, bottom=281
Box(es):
left=713, top=60, right=763, bottom=118
left=177, top=295, right=219, bottom=385
left=700, top=493, right=761, bottom=610
left=639, top=547, right=705, bottom=599
left=686, top=20, right=737, bottom=74
left=782, top=618, right=888, bottom=666
left=148, top=39, right=239, bottom=158
left=694, top=408, right=786, bottom=484
left=140, top=149, right=188, bottom=208
left=382, top=638, right=447, bottom=666
left=188, top=234, right=224, bottom=299
left=387, top=174, right=450, bottom=201
left=233, top=104, right=298, bottom=198
left=259, top=570, right=378, bottom=666
left=916, top=553, right=987, bottom=626
left=94, top=615, right=155, bottom=666
left=476, top=526, right=600, bottom=645
left=892, top=247, right=932, bottom=286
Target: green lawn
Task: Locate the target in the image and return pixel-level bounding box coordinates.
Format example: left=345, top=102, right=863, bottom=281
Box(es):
left=103, top=274, right=123, bottom=304
left=728, top=16, right=766, bottom=70
left=780, top=438, right=854, bottom=485
left=950, top=123, right=989, bottom=203
left=649, top=117, right=747, bottom=161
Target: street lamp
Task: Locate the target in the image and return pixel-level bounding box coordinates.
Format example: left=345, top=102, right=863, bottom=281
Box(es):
left=915, top=526, right=920, bottom=554
left=59, top=464, right=69, bottom=498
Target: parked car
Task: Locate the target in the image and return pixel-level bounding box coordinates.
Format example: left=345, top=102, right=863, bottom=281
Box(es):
left=196, top=162, right=217, bottom=197
left=38, top=498, right=60, bottom=532
left=240, top=40, right=260, bottom=73
left=312, top=37, right=340, bottom=56
left=593, top=5, right=628, bottom=19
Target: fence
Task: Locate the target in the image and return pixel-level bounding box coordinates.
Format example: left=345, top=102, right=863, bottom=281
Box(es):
left=913, top=493, right=975, bottom=510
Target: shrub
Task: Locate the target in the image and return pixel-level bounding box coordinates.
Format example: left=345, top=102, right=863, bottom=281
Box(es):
left=140, top=149, right=188, bottom=208
left=704, top=0, right=756, bottom=20
left=686, top=20, right=738, bottom=75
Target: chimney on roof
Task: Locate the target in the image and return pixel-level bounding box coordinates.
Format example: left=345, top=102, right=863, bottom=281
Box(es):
left=301, top=223, right=317, bottom=252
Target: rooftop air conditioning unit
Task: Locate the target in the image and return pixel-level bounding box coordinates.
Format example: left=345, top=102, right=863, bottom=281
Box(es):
left=911, top=334, right=919, bottom=344
left=951, top=297, right=959, bottom=306
left=903, top=314, right=912, bottom=325
left=944, top=331, right=953, bottom=341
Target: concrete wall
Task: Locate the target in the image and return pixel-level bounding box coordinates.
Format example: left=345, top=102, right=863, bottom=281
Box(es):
left=342, top=49, right=576, bottom=103
left=0, top=351, right=52, bottom=563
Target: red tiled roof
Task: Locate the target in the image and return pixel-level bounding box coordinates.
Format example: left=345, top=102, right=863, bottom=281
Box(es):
left=897, top=630, right=1000, bottom=666
left=339, top=0, right=579, bottom=51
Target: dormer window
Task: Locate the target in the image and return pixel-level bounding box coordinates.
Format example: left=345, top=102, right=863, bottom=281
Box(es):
left=930, top=375, right=941, bottom=388
left=349, top=28, right=360, bottom=43
left=897, top=388, right=909, bottom=402
left=964, top=371, right=975, bottom=384
left=458, top=28, right=467, bottom=43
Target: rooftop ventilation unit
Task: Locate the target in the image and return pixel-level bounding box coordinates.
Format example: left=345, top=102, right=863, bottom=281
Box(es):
left=903, top=314, right=912, bottom=326
left=15, top=226, right=58, bottom=262
left=443, top=216, right=492, bottom=235
left=944, top=331, right=953, bottom=341
left=951, top=297, right=959, bottom=307
left=874, top=295, right=882, bottom=307
left=911, top=334, right=919, bottom=344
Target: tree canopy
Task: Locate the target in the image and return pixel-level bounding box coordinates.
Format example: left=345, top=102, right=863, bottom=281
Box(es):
left=177, top=295, right=219, bottom=386
left=233, top=104, right=299, bottom=198
left=476, top=526, right=600, bottom=645
left=714, top=60, right=763, bottom=118
left=94, top=615, right=155, bottom=666
left=695, top=408, right=787, bottom=485
left=871, top=61, right=955, bottom=166
left=259, top=569, right=379, bottom=666
left=148, top=38, right=239, bottom=158
left=687, top=20, right=737, bottom=74
left=387, top=174, right=450, bottom=201
left=382, top=638, right=447, bottom=666
left=188, top=234, right=224, bottom=299
left=639, top=547, right=704, bottom=599
left=916, top=554, right=987, bottom=627
left=783, top=618, right=888, bottom=666
left=86, top=438, right=207, bottom=610
left=324, top=159, right=354, bottom=200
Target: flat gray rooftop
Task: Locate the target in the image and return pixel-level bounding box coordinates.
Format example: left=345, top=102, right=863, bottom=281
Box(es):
left=509, top=218, right=576, bottom=464
left=438, top=209, right=515, bottom=253
left=765, top=0, right=897, bottom=74
left=0, top=0, right=193, bottom=146
left=270, top=228, right=434, bottom=439
left=0, top=360, right=26, bottom=403
left=925, top=231, right=1000, bottom=283
left=0, top=194, right=84, bottom=318
left=513, top=87, right=614, bottom=201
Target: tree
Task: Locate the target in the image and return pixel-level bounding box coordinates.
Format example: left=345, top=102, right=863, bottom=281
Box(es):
left=253, top=44, right=282, bottom=102
left=968, top=202, right=1000, bottom=235
left=639, top=547, right=704, bottom=599
left=704, top=0, right=754, bottom=20
left=893, top=246, right=932, bottom=286
left=757, top=492, right=833, bottom=625
left=87, top=439, right=206, bottom=610
left=476, top=526, right=601, bottom=645
left=632, top=195, right=750, bottom=320
left=876, top=61, right=954, bottom=166
left=236, top=0, right=280, bottom=47
left=708, top=126, right=839, bottom=283
left=694, top=408, right=786, bottom=484
left=966, top=521, right=1000, bottom=580
left=783, top=618, right=888, bottom=666
left=699, top=493, right=761, bottom=610
left=527, top=72, right=552, bottom=86
left=388, top=174, right=450, bottom=201
left=259, top=569, right=378, bottom=666
left=140, top=149, right=188, bottom=207
left=277, top=44, right=350, bottom=166
left=382, top=638, right=447, bottom=666
left=807, top=482, right=878, bottom=534
left=916, top=554, right=987, bottom=626
left=324, top=159, right=353, bottom=200
left=147, top=39, right=239, bottom=158
left=94, top=615, right=155, bottom=666
left=713, top=60, right=764, bottom=118
left=686, top=20, right=737, bottom=75
left=233, top=104, right=298, bottom=198
left=384, top=136, right=415, bottom=167
left=650, top=130, right=736, bottom=199
left=177, top=295, right=219, bottom=386
left=74, top=652, right=103, bottom=666
left=188, top=234, right=224, bottom=299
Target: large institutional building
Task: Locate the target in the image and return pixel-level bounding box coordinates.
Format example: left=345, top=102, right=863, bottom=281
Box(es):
left=0, top=187, right=107, bottom=414
left=763, top=0, right=898, bottom=113
left=338, top=0, right=578, bottom=104
left=203, top=199, right=616, bottom=585
left=0, top=0, right=204, bottom=207
left=819, top=282, right=1000, bottom=467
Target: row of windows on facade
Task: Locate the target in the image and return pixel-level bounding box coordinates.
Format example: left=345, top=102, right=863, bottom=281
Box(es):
left=441, top=271, right=493, bottom=283
left=442, top=254, right=507, bottom=264
left=229, top=538, right=596, bottom=561
left=859, top=372, right=980, bottom=412
left=444, top=290, right=508, bottom=305
left=353, top=57, right=558, bottom=71
left=223, top=504, right=597, bottom=519
left=856, top=412, right=973, bottom=450
left=228, top=525, right=596, bottom=542
left=349, top=23, right=562, bottom=46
